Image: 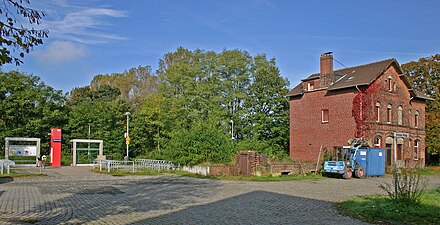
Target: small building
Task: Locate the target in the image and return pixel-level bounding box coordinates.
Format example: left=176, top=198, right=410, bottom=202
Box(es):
left=287, top=53, right=432, bottom=168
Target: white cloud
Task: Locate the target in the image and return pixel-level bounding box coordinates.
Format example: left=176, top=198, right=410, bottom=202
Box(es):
left=34, top=41, right=87, bottom=64
left=43, top=6, right=127, bottom=44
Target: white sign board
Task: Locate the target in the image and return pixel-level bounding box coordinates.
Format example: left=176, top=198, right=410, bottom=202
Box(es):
left=9, top=145, right=37, bottom=156
left=394, top=132, right=409, bottom=138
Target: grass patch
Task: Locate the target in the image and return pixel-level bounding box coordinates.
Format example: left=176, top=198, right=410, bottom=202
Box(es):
left=412, top=167, right=440, bottom=176
left=339, top=187, right=440, bottom=225
left=211, top=173, right=324, bottom=182
left=0, top=173, right=47, bottom=178
left=92, top=168, right=324, bottom=181
left=93, top=168, right=164, bottom=176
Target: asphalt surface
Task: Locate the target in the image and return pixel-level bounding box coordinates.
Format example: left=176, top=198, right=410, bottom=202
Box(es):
left=1, top=166, right=439, bottom=225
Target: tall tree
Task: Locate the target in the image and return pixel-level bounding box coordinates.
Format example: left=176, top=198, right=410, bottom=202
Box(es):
left=90, top=66, right=158, bottom=107
left=402, top=54, right=440, bottom=155
left=149, top=47, right=290, bottom=164
left=0, top=71, right=66, bottom=152
left=0, top=0, right=48, bottom=65
left=244, top=54, right=290, bottom=157
left=65, top=85, right=129, bottom=159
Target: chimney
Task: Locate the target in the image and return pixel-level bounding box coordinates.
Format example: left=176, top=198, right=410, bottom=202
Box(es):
left=320, top=52, right=334, bottom=87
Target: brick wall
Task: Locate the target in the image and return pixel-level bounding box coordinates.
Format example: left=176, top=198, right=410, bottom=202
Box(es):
left=209, top=165, right=234, bottom=176
left=289, top=88, right=357, bottom=162
left=289, top=64, right=427, bottom=167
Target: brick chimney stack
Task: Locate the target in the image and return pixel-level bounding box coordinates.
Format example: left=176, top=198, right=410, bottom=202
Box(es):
left=320, top=52, right=334, bottom=87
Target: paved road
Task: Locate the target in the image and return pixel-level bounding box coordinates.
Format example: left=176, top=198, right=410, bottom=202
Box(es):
left=1, top=167, right=439, bottom=225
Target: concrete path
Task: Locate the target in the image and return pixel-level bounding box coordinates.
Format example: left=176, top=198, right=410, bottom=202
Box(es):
left=1, top=166, right=439, bottom=225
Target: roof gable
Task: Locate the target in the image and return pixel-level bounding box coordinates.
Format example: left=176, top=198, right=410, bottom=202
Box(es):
left=327, top=58, right=397, bottom=90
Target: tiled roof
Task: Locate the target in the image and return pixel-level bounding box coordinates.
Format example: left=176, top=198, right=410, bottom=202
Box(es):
left=287, top=58, right=396, bottom=96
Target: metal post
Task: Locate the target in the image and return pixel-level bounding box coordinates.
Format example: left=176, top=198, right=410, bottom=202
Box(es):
left=88, top=122, right=91, bottom=157
left=125, top=112, right=130, bottom=161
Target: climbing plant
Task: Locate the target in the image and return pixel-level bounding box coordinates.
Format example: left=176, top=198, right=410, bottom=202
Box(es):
left=352, top=82, right=381, bottom=138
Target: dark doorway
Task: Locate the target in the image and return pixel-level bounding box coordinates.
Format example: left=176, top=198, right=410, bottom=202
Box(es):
left=397, top=144, right=402, bottom=160
left=238, top=154, right=249, bottom=176
left=386, top=144, right=392, bottom=166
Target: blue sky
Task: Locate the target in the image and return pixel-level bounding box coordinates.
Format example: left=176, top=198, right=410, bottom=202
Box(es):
left=3, top=0, right=440, bottom=92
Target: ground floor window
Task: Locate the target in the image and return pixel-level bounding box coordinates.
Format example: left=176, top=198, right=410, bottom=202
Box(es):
left=413, top=140, right=419, bottom=160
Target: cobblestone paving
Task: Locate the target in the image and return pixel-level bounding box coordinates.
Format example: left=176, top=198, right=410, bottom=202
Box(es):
left=1, top=166, right=439, bottom=225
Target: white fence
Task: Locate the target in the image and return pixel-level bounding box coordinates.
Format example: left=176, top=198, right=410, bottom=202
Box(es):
left=93, top=159, right=177, bottom=173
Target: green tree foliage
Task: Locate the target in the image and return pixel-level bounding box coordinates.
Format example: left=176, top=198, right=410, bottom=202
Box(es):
left=0, top=71, right=66, bottom=152
left=157, top=118, right=234, bottom=166
left=244, top=54, right=290, bottom=157
left=148, top=47, right=290, bottom=163
left=0, top=0, right=48, bottom=65
left=65, top=85, right=129, bottom=159
left=402, top=54, right=440, bottom=154
left=0, top=48, right=290, bottom=166
left=90, top=66, right=157, bottom=107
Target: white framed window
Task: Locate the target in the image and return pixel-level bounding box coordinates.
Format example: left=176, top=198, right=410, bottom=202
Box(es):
left=387, top=104, right=392, bottom=124
left=376, top=102, right=381, bottom=122
left=374, top=136, right=381, bottom=147
left=322, top=109, right=329, bottom=123
left=397, top=106, right=403, bottom=125
left=308, top=81, right=315, bottom=91
left=415, top=110, right=419, bottom=128
left=413, top=140, right=419, bottom=160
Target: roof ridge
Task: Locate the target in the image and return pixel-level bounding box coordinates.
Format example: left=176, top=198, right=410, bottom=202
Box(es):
left=334, top=58, right=395, bottom=74
left=303, top=58, right=396, bottom=79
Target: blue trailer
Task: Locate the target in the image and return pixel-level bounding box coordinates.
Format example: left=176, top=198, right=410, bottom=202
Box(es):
left=322, top=140, right=385, bottom=179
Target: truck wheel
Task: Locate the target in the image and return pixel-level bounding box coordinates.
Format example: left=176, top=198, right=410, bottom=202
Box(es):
left=355, top=167, right=366, bottom=179
left=342, top=170, right=352, bottom=179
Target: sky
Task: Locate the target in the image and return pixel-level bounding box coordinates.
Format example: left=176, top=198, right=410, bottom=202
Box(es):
left=2, top=0, right=440, bottom=92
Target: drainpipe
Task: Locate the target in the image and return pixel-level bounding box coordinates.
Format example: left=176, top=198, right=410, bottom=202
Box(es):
left=355, top=85, right=363, bottom=125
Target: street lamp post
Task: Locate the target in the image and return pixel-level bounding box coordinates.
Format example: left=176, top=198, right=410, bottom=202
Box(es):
left=124, top=112, right=131, bottom=161
left=230, top=120, right=235, bottom=140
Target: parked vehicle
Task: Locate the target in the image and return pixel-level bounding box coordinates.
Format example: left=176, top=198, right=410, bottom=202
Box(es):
left=322, top=139, right=385, bottom=179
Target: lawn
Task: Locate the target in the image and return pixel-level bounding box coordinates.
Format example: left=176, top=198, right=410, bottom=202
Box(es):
left=339, top=187, right=440, bottom=225
left=94, top=168, right=325, bottom=181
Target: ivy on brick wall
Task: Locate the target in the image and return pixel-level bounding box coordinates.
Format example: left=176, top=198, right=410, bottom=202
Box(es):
left=352, top=82, right=381, bottom=138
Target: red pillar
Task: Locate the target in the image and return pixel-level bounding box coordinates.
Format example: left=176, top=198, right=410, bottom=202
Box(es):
left=50, top=128, right=62, bottom=167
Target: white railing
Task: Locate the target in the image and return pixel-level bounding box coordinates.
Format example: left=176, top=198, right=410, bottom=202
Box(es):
left=93, top=159, right=178, bottom=173
left=0, top=160, right=15, bottom=174
left=93, top=160, right=135, bottom=173
left=134, top=159, right=177, bottom=171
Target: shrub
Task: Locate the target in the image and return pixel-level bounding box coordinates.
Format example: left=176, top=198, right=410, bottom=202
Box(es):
left=379, top=168, right=428, bottom=205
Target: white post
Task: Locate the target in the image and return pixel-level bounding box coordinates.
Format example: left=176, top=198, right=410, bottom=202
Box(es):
left=230, top=120, right=234, bottom=140
left=73, top=140, right=77, bottom=166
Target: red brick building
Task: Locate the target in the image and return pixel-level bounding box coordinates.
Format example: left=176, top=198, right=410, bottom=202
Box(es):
left=287, top=53, right=432, bottom=168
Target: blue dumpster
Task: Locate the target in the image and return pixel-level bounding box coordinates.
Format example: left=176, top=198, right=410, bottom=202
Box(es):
left=354, top=148, right=385, bottom=177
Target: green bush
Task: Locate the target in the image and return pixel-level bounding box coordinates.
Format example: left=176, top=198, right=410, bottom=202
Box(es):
left=379, top=168, right=428, bottom=205
left=160, top=120, right=235, bottom=166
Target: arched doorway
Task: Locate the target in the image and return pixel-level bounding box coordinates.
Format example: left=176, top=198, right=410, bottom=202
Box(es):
left=385, top=137, right=394, bottom=166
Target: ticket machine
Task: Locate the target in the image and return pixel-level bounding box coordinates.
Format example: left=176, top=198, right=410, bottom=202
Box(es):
left=50, top=128, right=62, bottom=167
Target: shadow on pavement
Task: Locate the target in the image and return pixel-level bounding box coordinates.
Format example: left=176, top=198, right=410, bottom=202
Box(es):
left=0, top=176, right=13, bottom=184
left=134, top=190, right=367, bottom=225
left=23, top=177, right=368, bottom=225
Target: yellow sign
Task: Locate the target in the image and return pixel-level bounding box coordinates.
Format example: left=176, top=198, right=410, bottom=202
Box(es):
left=126, top=136, right=130, bottom=145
